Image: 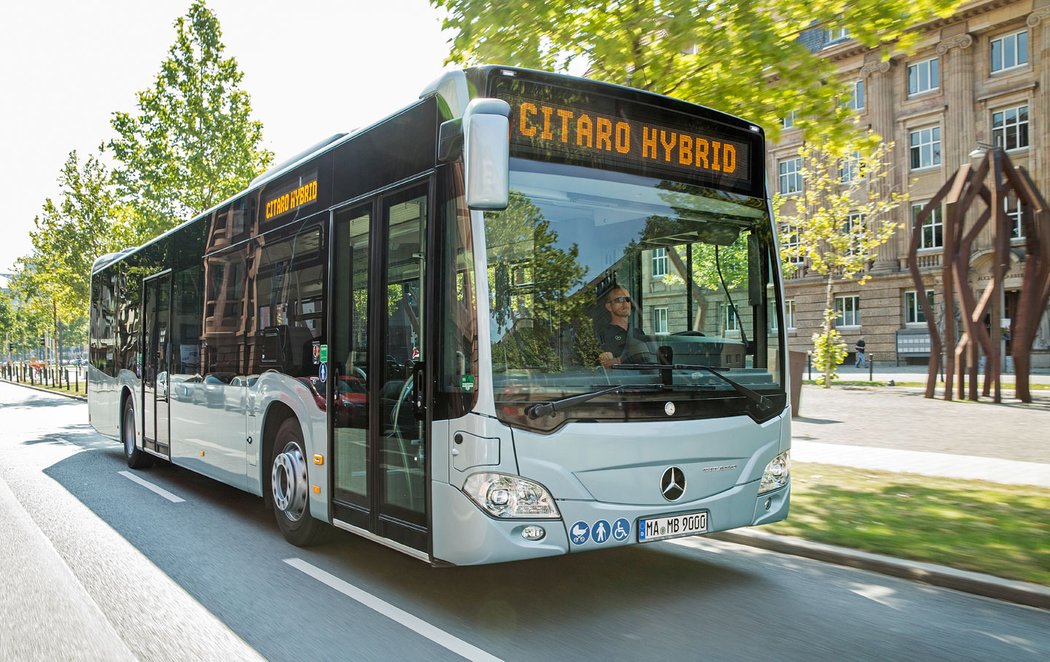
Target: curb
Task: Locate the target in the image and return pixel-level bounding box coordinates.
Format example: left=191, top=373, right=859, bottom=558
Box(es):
left=0, top=378, right=87, bottom=402
left=712, top=529, right=1050, bottom=610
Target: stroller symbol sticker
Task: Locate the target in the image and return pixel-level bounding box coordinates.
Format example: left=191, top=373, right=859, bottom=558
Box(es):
left=569, top=521, right=590, bottom=545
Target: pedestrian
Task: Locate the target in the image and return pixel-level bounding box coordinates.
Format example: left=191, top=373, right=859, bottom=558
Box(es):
left=854, top=337, right=866, bottom=368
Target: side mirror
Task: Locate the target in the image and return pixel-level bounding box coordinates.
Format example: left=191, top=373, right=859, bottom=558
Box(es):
left=463, top=98, right=510, bottom=210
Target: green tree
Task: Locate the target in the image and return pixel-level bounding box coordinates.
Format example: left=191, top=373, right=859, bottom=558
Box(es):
left=773, top=137, right=904, bottom=386
left=109, top=0, right=272, bottom=242
left=433, top=0, right=962, bottom=147
left=11, top=150, right=127, bottom=365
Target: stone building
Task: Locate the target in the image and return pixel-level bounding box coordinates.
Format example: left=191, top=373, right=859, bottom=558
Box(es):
left=770, top=0, right=1050, bottom=368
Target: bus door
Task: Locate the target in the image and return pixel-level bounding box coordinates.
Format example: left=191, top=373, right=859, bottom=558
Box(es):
left=142, top=271, right=172, bottom=458
left=331, top=183, right=430, bottom=553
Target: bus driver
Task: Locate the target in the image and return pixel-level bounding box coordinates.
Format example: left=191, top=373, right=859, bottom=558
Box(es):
left=598, top=286, right=652, bottom=369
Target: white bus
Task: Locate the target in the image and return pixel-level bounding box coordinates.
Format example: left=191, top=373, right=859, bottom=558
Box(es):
left=89, top=66, right=791, bottom=565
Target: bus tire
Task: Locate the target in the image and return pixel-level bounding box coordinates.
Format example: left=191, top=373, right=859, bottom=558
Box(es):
left=122, top=397, right=153, bottom=469
left=269, top=417, right=329, bottom=546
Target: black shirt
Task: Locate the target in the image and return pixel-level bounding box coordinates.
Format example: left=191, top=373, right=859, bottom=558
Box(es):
left=600, top=323, right=652, bottom=364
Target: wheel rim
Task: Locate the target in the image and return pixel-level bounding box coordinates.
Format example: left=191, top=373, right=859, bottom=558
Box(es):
left=272, top=441, right=308, bottom=522
left=123, top=405, right=135, bottom=457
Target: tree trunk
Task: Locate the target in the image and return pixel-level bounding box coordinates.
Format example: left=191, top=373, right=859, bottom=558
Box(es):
left=823, top=276, right=834, bottom=388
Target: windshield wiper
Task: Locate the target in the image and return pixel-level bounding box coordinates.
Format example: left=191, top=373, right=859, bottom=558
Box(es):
left=524, top=384, right=661, bottom=420
left=613, top=363, right=775, bottom=414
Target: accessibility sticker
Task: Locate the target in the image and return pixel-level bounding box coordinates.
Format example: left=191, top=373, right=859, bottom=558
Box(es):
left=591, top=519, right=611, bottom=544
left=318, top=363, right=328, bottom=383
left=569, top=521, right=590, bottom=545
left=611, top=518, right=630, bottom=542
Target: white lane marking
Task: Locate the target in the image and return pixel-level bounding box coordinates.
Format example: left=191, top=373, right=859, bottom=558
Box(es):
left=118, top=471, right=186, bottom=503
left=284, top=558, right=502, bottom=662
left=849, top=583, right=904, bottom=610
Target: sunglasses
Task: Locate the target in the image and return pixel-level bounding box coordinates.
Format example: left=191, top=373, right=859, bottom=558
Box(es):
left=610, top=296, right=631, bottom=304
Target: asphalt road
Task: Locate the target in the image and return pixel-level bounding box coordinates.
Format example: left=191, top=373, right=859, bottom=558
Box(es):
left=1, top=382, right=1048, bottom=661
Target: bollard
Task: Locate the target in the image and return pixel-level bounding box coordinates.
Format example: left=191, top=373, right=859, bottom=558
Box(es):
left=807, top=352, right=812, bottom=380
left=869, top=353, right=874, bottom=381
left=75, top=370, right=79, bottom=393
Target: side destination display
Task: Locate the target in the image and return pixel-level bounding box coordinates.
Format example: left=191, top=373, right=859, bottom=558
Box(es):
left=264, top=170, right=320, bottom=222
left=493, top=76, right=756, bottom=194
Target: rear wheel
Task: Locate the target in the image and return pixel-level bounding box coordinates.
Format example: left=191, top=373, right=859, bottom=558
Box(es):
left=122, top=397, right=153, bottom=469
left=270, top=417, right=329, bottom=546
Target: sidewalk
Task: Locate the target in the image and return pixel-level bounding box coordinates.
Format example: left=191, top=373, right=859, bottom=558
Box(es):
left=791, top=379, right=1050, bottom=486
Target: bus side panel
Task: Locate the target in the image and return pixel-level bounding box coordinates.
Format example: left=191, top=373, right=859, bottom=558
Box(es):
left=86, top=364, right=119, bottom=440
left=243, top=372, right=329, bottom=519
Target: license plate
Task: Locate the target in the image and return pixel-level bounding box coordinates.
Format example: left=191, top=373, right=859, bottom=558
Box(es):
left=638, top=511, right=709, bottom=542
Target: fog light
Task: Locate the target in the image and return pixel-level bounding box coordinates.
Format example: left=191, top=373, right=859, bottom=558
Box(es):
left=521, top=525, right=546, bottom=541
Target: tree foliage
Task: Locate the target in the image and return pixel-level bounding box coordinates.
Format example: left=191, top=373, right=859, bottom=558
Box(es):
left=9, top=150, right=127, bottom=361
left=109, top=0, right=272, bottom=242
left=433, top=0, right=963, bottom=146
left=774, top=138, right=903, bottom=282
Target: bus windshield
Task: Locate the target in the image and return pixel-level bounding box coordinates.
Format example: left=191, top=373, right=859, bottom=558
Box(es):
left=484, top=159, right=784, bottom=431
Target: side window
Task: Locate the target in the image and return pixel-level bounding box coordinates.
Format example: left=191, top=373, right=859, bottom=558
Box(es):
left=253, top=224, right=326, bottom=377
left=171, top=265, right=203, bottom=377
left=203, top=246, right=250, bottom=379
left=437, top=164, right=479, bottom=418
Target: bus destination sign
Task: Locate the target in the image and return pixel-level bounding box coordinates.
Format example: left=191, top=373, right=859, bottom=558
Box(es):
left=264, top=171, right=319, bottom=222
left=496, top=79, right=754, bottom=192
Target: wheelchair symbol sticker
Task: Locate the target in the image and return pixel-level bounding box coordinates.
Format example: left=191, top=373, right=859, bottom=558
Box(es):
left=612, top=518, right=630, bottom=542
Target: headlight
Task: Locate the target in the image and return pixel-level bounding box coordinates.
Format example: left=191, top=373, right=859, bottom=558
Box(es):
left=462, top=473, right=560, bottom=519
left=759, top=451, right=790, bottom=494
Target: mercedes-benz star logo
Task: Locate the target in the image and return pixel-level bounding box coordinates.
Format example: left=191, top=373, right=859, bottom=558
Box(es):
left=661, top=466, right=686, bottom=501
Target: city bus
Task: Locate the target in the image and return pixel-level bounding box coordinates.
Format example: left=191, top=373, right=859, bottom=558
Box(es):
left=88, top=66, right=791, bottom=565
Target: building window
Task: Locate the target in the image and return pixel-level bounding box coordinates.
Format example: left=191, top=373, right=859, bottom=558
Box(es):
left=847, top=80, right=865, bottom=111
left=723, top=303, right=739, bottom=332
left=913, top=203, right=944, bottom=249
left=992, top=105, right=1029, bottom=151
left=905, top=290, right=935, bottom=325
left=844, top=212, right=865, bottom=255
left=653, top=307, right=668, bottom=334
left=991, top=29, right=1028, bottom=73
left=784, top=299, right=796, bottom=329
left=778, top=157, right=803, bottom=195
left=781, top=223, right=803, bottom=263
left=825, top=27, right=849, bottom=43
left=907, top=57, right=939, bottom=96
left=909, top=126, right=941, bottom=170
left=835, top=295, right=860, bottom=327
left=839, top=151, right=862, bottom=184
left=651, top=247, right=668, bottom=277
left=1005, top=195, right=1025, bottom=239
left=783, top=110, right=797, bottom=129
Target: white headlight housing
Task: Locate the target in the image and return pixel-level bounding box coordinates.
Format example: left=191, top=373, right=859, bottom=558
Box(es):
left=759, top=451, right=790, bottom=494
left=463, top=473, right=560, bottom=519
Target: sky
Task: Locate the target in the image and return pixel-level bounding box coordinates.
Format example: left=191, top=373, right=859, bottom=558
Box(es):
left=0, top=0, right=455, bottom=277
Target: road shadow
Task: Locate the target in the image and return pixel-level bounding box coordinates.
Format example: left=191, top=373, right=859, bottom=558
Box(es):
left=0, top=393, right=83, bottom=410
left=793, top=416, right=841, bottom=425
left=39, top=430, right=777, bottom=660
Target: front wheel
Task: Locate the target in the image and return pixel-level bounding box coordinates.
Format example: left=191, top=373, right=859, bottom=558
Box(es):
left=270, top=417, right=329, bottom=546
left=122, top=397, right=154, bottom=469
